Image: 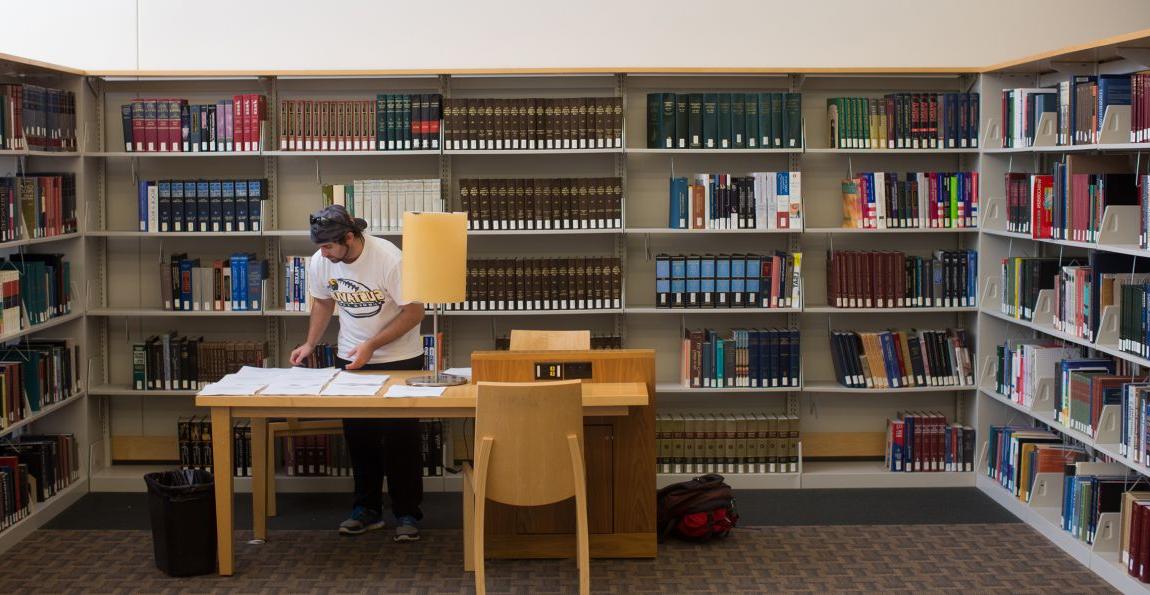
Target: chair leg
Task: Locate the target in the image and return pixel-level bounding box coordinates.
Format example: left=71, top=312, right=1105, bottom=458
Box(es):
left=473, top=437, right=494, bottom=595
left=567, top=434, right=590, bottom=595
left=463, top=464, right=475, bottom=572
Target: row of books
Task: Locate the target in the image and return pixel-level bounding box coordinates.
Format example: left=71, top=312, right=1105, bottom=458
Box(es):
left=0, top=270, right=16, bottom=335
left=680, top=328, right=801, bottom=389
left=321, top=179, right=443, bottom=231
left=1004, top=163, right=1138, bottom=241
left=999, top=257, right=1066, bottom=322
left=826, top=93, right=980, bottom=149
left=655, top=252, right=802, bottom=309
left=645, top=92, right=803, bottom=150
left=137, top=179, right=268, bottom=233
left=177, top=417, right=249, bottom=476
left=1000, top=73, right=1150, bottom=147
left=654, top=414, right=800, bottom=474
left=121, top=95, right=267, bottom=152
left=992, top=342, right=1145, bottom=439
left=278, top=95, right=441, bottom=151
left=460, top=177, right=622, bottom=230
left=5, top=254, right=72, bottom=326
left=0, top=434, right=79, bottom=529
left=840, top=172, right=979, bottom=230
left=131, top=336, right=267, bottom=390
left=1120, top=482, right=1150, bottom=582
left=1065, top=464, right=1142, bottom=546
left=829, top=328, right=974, bottom=389
left=493, top=334, right=623, bottom=350
left=0, top=175, right=77, bottom=241
left=1054, top=263, right=1148, bottom=342
left=667, top=172, right=802, bottom=230
left=161, top=253, right=268, bottom=312
left=826, top=250, right=977, bottom=309
left=0, top=340, right=80, bottom=429
left=283, top=255, right=313, bottom=312
left=280, top=422, right=444, bottom=477
left=1119, top=283, right=1150, bottom=358
left=443, top=257, right=623, bottom=311
left=0, top=84, right=77, bottom=152
left=885, top=413, right=975, bottom=472
left=986, top=426, right=1086, bottom=504
left=443, top=97, right=623, bottom=150
left=296, top=342, right=337, bottom=368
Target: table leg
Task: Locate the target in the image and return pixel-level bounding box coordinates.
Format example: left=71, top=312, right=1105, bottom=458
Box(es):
left=251, top=418, right=268, bottom=542
left=211, top=407, right=234, bottom=576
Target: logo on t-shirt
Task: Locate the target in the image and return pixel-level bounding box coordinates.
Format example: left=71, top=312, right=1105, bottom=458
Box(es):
left=328, top=278, right=388, bottom=318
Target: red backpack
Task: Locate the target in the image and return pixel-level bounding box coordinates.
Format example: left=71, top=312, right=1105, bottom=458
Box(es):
left=656, top=474, right=738, bottom=541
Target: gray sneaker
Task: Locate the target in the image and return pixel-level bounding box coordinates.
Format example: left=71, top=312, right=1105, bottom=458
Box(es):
left=394, top=515, right=421, bottom=542
left=339, top=506, right=385, bottom=536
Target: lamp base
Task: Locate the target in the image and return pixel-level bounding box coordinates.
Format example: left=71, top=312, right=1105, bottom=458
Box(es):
left=405, top=373, right=468, bottom=387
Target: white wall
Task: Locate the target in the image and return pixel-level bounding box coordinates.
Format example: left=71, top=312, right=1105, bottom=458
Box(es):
left=4, top=0, right=1150, bottom=71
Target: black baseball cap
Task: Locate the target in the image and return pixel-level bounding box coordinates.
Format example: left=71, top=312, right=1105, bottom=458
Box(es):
left=309, top=205, right=368, bottom=243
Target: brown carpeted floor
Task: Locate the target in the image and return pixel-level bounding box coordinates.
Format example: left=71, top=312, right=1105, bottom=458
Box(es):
left=0, top=524, right=1117, bottom=593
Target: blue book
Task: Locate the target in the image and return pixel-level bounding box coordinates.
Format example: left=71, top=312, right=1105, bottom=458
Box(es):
left=1096, top=74, right=1131, bottom=136
left=746, top=256, right=761, bottom=306
left=748, top=329, right=759, bottom=388
left=764, top=329, right=777, bottom=387
left=669, top=177, right=688, bottom=229
left=157, top=181, right=171, bottom=232
left=248, top=180, right=264, bottom=231
left=216, top=181, right=233, bottom=232
left=715, top=337, right=725, bottom=387
left=194, top=181, right=210, bottom=232
left=231, top=181, right=246, bottom=232
left=670, top=256, right=686, bottom=308
left=730, top=256, right=746, bottom=306
left=788, top=329, right=801, bottom=387
left=700, top=257, right=716, bottom=307
left=205, top=180, right=221, bottom=232
left=654, top=255, right=671, bottom=308
left=229, top=254, right=243, bottom=310
left=715, top=256, right=731, bottom=306
left=171, top=181, right=187, bottom=232
left=685, top=256, right=701, bottom=306
left=247, top=256, right=263, bottom=310
left=138, top=181, right=149, bottom=231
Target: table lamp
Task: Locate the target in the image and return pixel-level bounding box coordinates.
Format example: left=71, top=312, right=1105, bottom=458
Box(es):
left=402, top=211, right=468, bottom=386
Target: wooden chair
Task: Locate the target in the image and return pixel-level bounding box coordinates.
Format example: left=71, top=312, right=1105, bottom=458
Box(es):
left=463, top=380, right=589, bottom=595
left=508, top=329, right=590, bottom=351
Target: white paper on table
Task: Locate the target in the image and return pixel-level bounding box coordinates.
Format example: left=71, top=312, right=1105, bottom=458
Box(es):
left=384, top=385, right=446, bottom=398
left=320, top=383, right=384, bottom=396
left=284, top=367, right=339, bottom=379
left=442, top=368, right=472, bottom=379
left=259, top=382, right=328, bottom=395
left=332, top=372, right=390, bottom=385
left=199, top=382, right=267, bottom=396
left=234, top=366, right=284, bottom=381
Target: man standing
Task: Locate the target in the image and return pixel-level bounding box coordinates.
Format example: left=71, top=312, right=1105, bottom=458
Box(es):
left=289, top=205, right=424, bottom=541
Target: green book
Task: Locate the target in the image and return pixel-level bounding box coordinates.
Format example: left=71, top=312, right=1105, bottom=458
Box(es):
left=646, top=93, right=662, bottom=148
left=717, top=93, right=732, bottom=149
left=731, top=93, right=746, bottom=148
left=702, top=94, right=718, bottom=149
left=786, top=93, right=802, bottom=148
left=771, top=93, right=783, bottom=148
left=745, top=94, right=758, bottom=148
left=375, top=94, right=386, bottom=150
left=688, top=94, right=703, bottom=149
left=385, top=94, right=396, bottom=150
left=662, top=93, right=676, bottom=149
left=675, top=94, right=689, bottom=149
left=758, top=93, right=770, bottom=148
left=132, top=343, right=147, bottom=390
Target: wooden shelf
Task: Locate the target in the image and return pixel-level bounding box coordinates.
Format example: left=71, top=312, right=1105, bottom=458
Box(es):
left=982, top=142, right=1150, bottom=154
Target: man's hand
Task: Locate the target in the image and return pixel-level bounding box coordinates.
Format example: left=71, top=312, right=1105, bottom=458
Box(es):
left=289, top=343, right=314, bottom=366
left=344, top=340, right=376, bottom=370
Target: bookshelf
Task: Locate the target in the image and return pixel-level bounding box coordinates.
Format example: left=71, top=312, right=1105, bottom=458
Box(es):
left=2, top=29, right=1148, bottom=588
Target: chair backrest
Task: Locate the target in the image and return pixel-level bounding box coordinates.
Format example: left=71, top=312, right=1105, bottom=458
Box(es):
left=508, top=329, right=591, bottom=351
left=475, top=379, right=584, bottom=507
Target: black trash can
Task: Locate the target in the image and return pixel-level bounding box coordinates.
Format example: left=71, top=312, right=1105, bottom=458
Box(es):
left=145, top=469, right=217, bottom=577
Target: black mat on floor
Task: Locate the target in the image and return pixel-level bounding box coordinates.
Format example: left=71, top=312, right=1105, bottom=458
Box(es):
left=45, top=487, right=1019, bottom=531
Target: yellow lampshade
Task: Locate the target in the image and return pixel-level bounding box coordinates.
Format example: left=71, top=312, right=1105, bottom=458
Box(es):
left=402, top=211, right=468, bottom=303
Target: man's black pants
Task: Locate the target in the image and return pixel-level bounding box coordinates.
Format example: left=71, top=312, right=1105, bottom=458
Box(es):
left=337, top=354, right=424, bottom=520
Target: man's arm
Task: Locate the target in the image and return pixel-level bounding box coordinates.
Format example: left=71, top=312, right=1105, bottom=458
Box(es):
left=344, top=302, right=425, bottom=369
left=289, top=297, right=336, bottom=365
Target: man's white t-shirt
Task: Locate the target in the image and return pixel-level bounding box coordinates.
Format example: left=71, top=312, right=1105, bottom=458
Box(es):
left=307, top=235, right=422, bottom=364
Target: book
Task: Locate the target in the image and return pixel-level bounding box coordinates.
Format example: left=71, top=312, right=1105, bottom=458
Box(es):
left=444, top=257, right=622, bottom=312
left=826, top=249, right=976, bottom=309
left=666, top=172, right=801, bottom=230
left=0, top=84, right=77, bottom=152
left=680, top=328, right=800, bottom=389
left=122, top=95, right=266, bottom=152
left=827, top=93, right=978, bottom=149
left=647, top=92, right=802, bottom=149
left=138, top=178, right=267, bottom=233
left=459, top=177, right=621, bottom=230
left=656, top=252, right=800, bottom=309
left=886, top=413, right=974, bottom=472
left=829, top=328, right=973, bottom=389
left=160, top=253, right=267, bottom=312
left=655, top=413, right=799, bottom=474
left=444, top=97, right=621, bottom=150
left=133, top=336, right=267, bottom=391
left=839, top=171, right=977, bottom=229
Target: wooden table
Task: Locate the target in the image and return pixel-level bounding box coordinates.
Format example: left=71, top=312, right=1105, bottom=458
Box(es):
left=195, top=370, right=649, bottom=576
